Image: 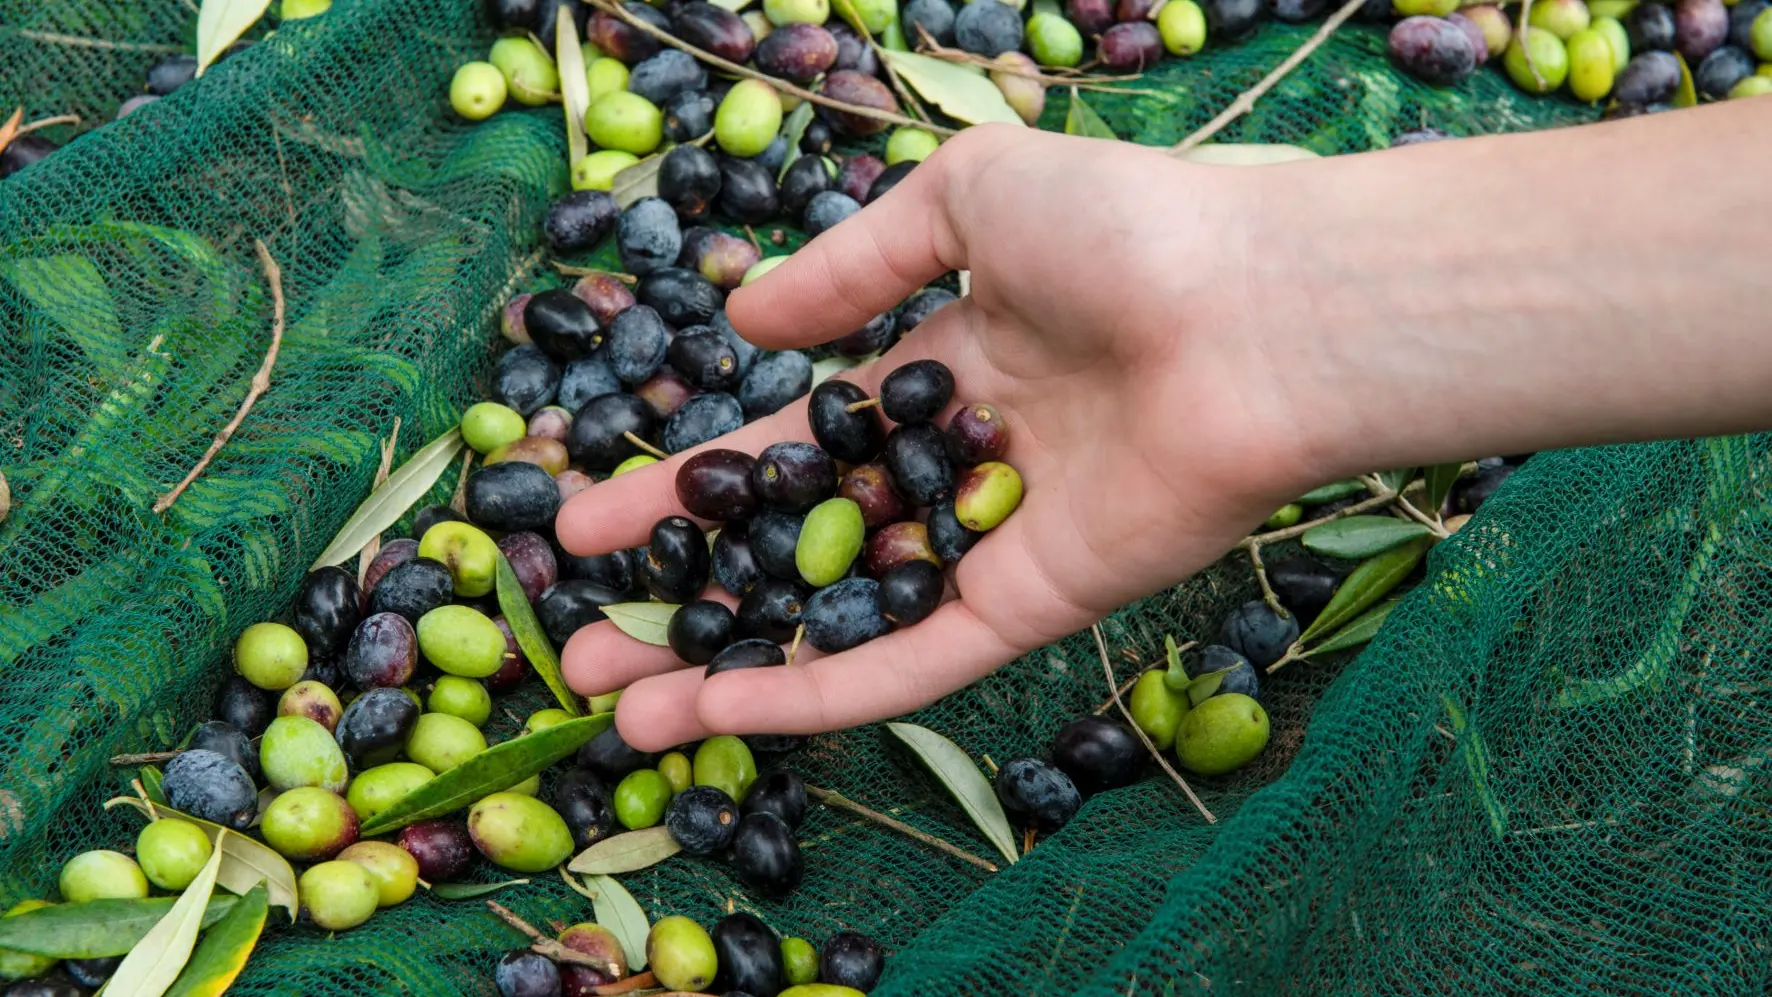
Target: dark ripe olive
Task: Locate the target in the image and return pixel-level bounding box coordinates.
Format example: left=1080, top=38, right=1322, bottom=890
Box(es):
left=344, top=611, right=419, bottom=689
left=665, top=89, right=720, bottom=144
left=1629, top=1, right=1677, bottom=49
left=864, top=521, right=939, bottom=576
left=411, top=504, right=464, bottom=541
left=717, top=157, right=781, bottom=225
left=1614, top=50, right=1682, bottom=104
left=878, top=559, right=943, bottom=626
left=619, top=198, right=686, bottom=278
left=487, top=617, right=531, bottom=693
left=537, top=579, right=625, bottom=645
left=1218, top=598, right=1300, bottom=669
left=369, top=556, right=454, bottom=624
left=780, top=154, right=835, bottom=218
left=751, top=441, right=839, bottom=513
left=466, top=462, right=561, bottom=533
left=640, top=268, right=725, bottom=329
left=147, top=54, right=199, bottom=95
left=216, top=676, right=274, bottom=737
left=492, top=346, right=564, bottom=419
left=829, top=312, right=896, bottom=358
left=64, top=956, right=123, bottom=989
left=668, top=599, right=737, bottom=664
left=736, top=578, right=808, bottom=643
left=1116, top=0, right=1160, bottom=17
left=800, top=118, right=835, bottom=155
left=755, top=137, right=791, bottom=177
left=713, top=523, right=766, bottom=596
left=643, top=516, right=712, bottom=603
left=1266, top=555, right=1341, bottom=626
left=637, top=369, right=698, bottom=420
left=569, top=392, right=658, bottom=470
left=498, top=531, right=560, bottom=602
left=954, top=0, right=1024, bottom=55
left=525, top=289, right=606, bottom=362
left=553, top=767, right=618, bottom=850
left=662, top=392, right=745, bottom=453
left=658, top=145, right=724, bottom=223
left=578, top=725, right=660, bottom=782
left=828, top=22, right=879, bottom=74
left=1676, top=0, right=1727, bottom=61
left=572, top=272, right=639, bottom=326
left=748, top=511, right=805, bottom=580
left=1050, top=716, right=1143, bottom=795
left=809, top=380, right=887, bottom=463
left=534, top=0, right=587, bottom=49
left=1098, top=20, right=1163, bottom=69
left=926, top=499, right=981, bottom=564
left=818, top=70, right=899, bottom=136
left=904, top=0, right=959, bottom=44
left=739, top=768, right=806, bottom=828
left=546, top=190, right=622, bottom=255
left=590, top=2, right=670, bottom=63
left=673, top=1, right=758, bottom=61
left=629, top=49, right=708, bottom=105
left=803, top=190, right=861, bottom=238
left=1203, top=0, right=1264, bottom=39
left=802, top=577, right=890, bottom=653
left=865, top=161, right=916, bottom=204
left=667, top=785, right=741, bottom=855
left=819, top=932, right=885, bottom=993
left=945, top=403, right=1008, bottom=466
left=878, top=359, right=954, bottom=424
left=711, top=912, right=784, bottom=997
left=677, top=449, right=759, bottom=520
left=491, top=0, right=544, bottom=32
left=897, top=287, right=958, bottom=336
left=705, top=637, right=788, bottom=675
left=738, top=349, right=812, bottom=420
left=695, top=232, right=762, bottom=290
left=397, top=819, right=474, bottom=882
left=1066, top=0, right=1115, bottom=35
left=557, top=542, right=635, bottom=592
left=558, top=356, right=623, bottom=414
left=996, top=760, right=1082, bottom=830
left=668, top=331, right=744, bottom=392
left=884, top=422, right=954, bottom=506
left=162, top=749, right=256, bottom=831
left=294, top=566, right=365, bottom=658
left=839, top=464, right=907, bottom=529
left=0, top=135, right=54, bottom=179
left=1191, top=643, right=1260, bottom=699
left=1727, top=0, right=1764, bottom=48
left=190, top=719, right=259, bottom=782
left=836, top=155, right=886, bottom=203
left=1388, top=15, right=1477, bottom=86
left=335, top=686, right=420, bottom=768
left=1696, top=44, right=1754, bottom=98
left=756, top=23, right=840, bottom=81
left=731, top=812, right=803, bottom=898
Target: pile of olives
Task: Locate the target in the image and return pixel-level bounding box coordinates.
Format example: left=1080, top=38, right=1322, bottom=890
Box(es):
left=495, top=914, right=883, bottom=997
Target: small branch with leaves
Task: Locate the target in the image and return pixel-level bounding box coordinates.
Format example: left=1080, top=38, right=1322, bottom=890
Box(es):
left=1093, top=626, right=1217, bottom=823
left=911, top=25, right=1160, bottom=94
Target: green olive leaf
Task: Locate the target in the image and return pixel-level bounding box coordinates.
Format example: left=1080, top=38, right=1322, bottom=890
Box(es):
left=105, top=798, right=298, bottom=921
left=103, top=826, right=227, bottom=997
left=885, top=722, right=1019, bottom=866
left=569, top=826, right=683, bottom=875
left=612, top=154, right=664, bottom=208
left=1184, top=668, right=1230, bottom=707
left=557, top=5, right=593, bottom=168
left=1161, top=633, right=1189, bottom=691
left=0, top=255, right=127, bottom=383
left=1302, top=598, right=1398, bottom=658
left=812, top=355, right=860, bottom=385
left=1296, top=478, right=1367, bottom=505
left=1423, top=462, right=1463, bottom=518
left=601, top=602, right=680, bottom=647
left=588, top=874, right=650, bottom=971
left=1301, top=515, right=1433, bottom=560
left=879, top=50, right=1026, bottom=126
left=777, top=101, right=818, bottom=181
left=1297, top=536, right=1434, bottom=645
left=310, top=428, right=464, bottom=570
left=141, top=766, right=168, bottom=805
left=429, top=879, right=530, bottom=900
left=1673, top=51, right=1698, bottom=108
left=496, top=555, right=583, bottom=716
left=1442, top=696, right=1507, bottom=838
left=359, top=713, right=613, bottom=835
left=1063, top=89, right=1117, bottom=140
left=195, top=0, right=273, bottom=76
left=1376, top=467, right=1417, bottom=494
left=0, top=897, right=241, bottom=959
left=163, top=884, right=267, bottom=997
left=881, top=16, right=909, bottom=49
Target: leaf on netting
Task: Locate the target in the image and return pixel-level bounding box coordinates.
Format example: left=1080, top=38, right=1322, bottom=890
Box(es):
left=1301, top=515, right=1432, bottom=560
left=879, top=50, right=1026, bottom=126
left=589, top=874, right=650, bottom=971
left=612, top=154, right=664, bottom=208
left=1673, top=51, right=1697, bottom=108
left=103, top=826, right=226, bottom=997
left=105, top=799, right=299, bottom=921
left=568, top=826, right=683, bottom=875
left=141, top=766, right=168, bottom=806
left=162, top=884, right=267, bottom=997
left=1442, top=696, right=1507, bottom=838
left=195, top=0, right=273, bottom=76
left=602, top=602, right=680, bottom=646
left=1063, top=90, right=1116, bottom=139
left=310, top=428, right=464, bottom=570
left=0, top=897, right=240, bottom=959
left=1297, top=536, right=1433, bottom=645
left=0, top=255, right=128, bottom=383
left=359, top=713, right=612, bottom=835
left=1296, top=478, right=1366, bottom=505
left=430, top=879, right=531, bottom=900
left=1176, top=143, right=1320, bottom=165
left=1302, top=598, right=1397, bottom=658
left=557, top=5, right=592, bottom=168
left=497, top=555, right=583, bottom=715
left=777, top=101, right=817, bottom=181
left=1423, top=462, right=1462, bottom=517
left=884, top=722, right=1019, bottom=865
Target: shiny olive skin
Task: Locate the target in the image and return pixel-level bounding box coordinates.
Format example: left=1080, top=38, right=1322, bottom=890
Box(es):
left=293, top=567, right=365, bottom=658
left=642, top=517, right=712, bottom=603
left=736, top=578, right=809, bottom=642
left=668, top=599, right=738, bottom=664
left=808, top=380, right=885, bottom=463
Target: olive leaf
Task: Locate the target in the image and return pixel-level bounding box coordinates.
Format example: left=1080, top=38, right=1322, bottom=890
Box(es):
left=195, top=0, right=273, bottom=76
left=0, top=897, right=241, bottom=959
left=612, top=155, right=664, bottom=208
left=777, top=101, right=817, bottom=181
left=602, top=602, right=680, bottom=646
left=711, top=0, right=754, bottom=9
left=884, top=722, right=1019, bottom=866
left=1302, top=598, right=1397, bottom=658
left=103, top=826, right=227, bottom=997
left=812, top=355, right=859, bottom=385
left=1297, top=536, right=1434, bottom=645
left=1301, top=515, right=1433, bottom=560
left=557, top=5, right=593, bottom=168
left=0, top=255, right=127, bottom=383
left=141, top=766, right=168, bottom=805
left=496, top=555, right=582, bottom=716
left=310, top=428, right=465, bottom=570
left=585, top=874, right=651, bottom=970
left=1175, top=143, right=1319, bottom=165
left=1673, top=52, right=1698, bottom=108
left=879, top=50, right=1026, bottom=126
left=1442, top=696, right=1507, bottom=838
left=1296, top=478, right=1366, bottom=505
left=1161, top=633, right=1189, bottom=691
left=1183, top=667, right=1236, bottom=708
left=430, top=879, right=531, bottom=900
left=1376, top=467, right=1417, bottom=494
left=360, top=713, right=613, bottom=835
left=105, top=798, right=298, bottom=921
left=1063, top=90, right=1117, bottom=140
left=163, top=884, right=267, bottom=997
left=568, top=826, right=683, bottom=875
left=1423, top=462, right=1463, bottom=517
left=1032, top=0, right=1062, bottom=15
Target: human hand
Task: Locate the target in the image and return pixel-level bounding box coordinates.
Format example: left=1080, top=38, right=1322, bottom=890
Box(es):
left=555, top=124, right=1328, bottom=751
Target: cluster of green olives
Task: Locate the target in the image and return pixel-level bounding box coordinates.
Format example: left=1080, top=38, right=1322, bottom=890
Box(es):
left=494, top=911, right=884, bottom=997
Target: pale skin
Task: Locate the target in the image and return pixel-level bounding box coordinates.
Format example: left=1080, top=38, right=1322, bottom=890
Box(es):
left=558, top=100, right=1772, bottom=751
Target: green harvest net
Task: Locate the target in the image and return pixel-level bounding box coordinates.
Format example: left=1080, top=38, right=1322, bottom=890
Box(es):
left=12, top=2, right=1763, bottom=995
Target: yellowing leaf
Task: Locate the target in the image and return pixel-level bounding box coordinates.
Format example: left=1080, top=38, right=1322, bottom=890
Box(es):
left=557, top=5, right=593, bottom=168
left=103, top=828, right=227, bottom=997
left=196, top=0, right=273, bottom=76
left=878, top=50, right=1025, bottom=126
left=1063, top=89, right=1116, bottom=139
left=104, top=798, right=299, bottom=921
left=162, top=884, right=268, bottom=997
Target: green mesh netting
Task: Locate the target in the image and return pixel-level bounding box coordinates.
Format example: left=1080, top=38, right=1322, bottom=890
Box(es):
left=10, top=2, right=1746, bottom=996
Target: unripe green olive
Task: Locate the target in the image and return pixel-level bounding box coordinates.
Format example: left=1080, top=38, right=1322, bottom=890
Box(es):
left=715, top=80, right=785, bottom=158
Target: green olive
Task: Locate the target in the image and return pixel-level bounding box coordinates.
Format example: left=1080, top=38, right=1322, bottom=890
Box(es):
left=0, top=901, right=57, bottom=980
left=586, top=91, right=664, bottom=156
left=460, top=401, right=528, bottom=454
left=1157, top=0, right=1207, bottom=55
left=1393, top=0, right=1455, bottom=14
left=1591, top=14, right=1629, bottom=71
left=1504, top=29, right=1568, bottom=93
left=260, top=715, right=350, bottom=793
left=953, top=462, right=1023, bottom=532
left=1526, top=0, right=1589, bottom=39
left=283, top=0, right=332, bottom=17
left=1754, top=7, right=1772, bottom=60
left=646, top=916, right=718, bottom=992
left=468, top=793, right=576, bottom=872
left=741, top=257, right=789, bottom=286
left=1263, top=504, right=1303, bottom=529
left=1128, top=670, right=1188, bottom=752
left=404, top=713, right=488, bottom=773
left=234, top=621, right=308, bottom=691
left=885, top=127, right=940, bottom=165
left=614, top=769, right=673, bottom=829
left=449, top=61, right=508, bottom=121
left=427, top=676, right=492, bottom=727
left=715, top=80, right=785, bottom=159
left=261, top=787, right=360, bottom=862
left=692, top=734, right=757, bottom=802
left=838, top=0, right=895, bottom=33
left=586, top=57, right=631, bottom=104
left=59, top=850, right=148, bottom=904
left=573, top=149, right=640, bottom=191
left=765, top=0, right=830, bottom=23
left=796, top=497, right=865, bottom=586
left=1730, top=74, right=1772, bottom=97
left=490, top=36, right=560, bottom=107
left=612, top=455, right=658, bottom=476
left=416, top=605, right=507, bottom=678
left=1174, top=693, right=1270, bottom=776
left=524, top=707, right=573, bottom=734
left=337, top=841, right=420, bottom=908
left=346, top=762, right=435, bottom=823
left=1565, top=26, right=1616, bottom=101
left=1026, top=12, right=1085, bottom=66
left=136, top=818, right=214, bottom=891
left=658, top=751, right=693, bottom=795
left=418, top=520, right=501, bottom=597
left=298, top=861, right=379, bottom=931
left=780, top=936, right=819, bottom=986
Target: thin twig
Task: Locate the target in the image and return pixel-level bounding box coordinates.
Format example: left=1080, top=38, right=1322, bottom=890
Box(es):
left=111, top=751, right=180, bottom=766
left=744, top=224, right=762, bottom=253
left=845, top=397, right=882, bottom=413
left=1171, top=0, right=1367, bottom=154
left=1517, top=0, right=1546, bottom=90
left=155, top=240, right=286, bottom=513
left=583, top=0, right=956, bottom=136
left=1392, top=491, right=1451, bottom=537
left=804, top=784, right=998, bottom=872
left=559, top=866, right=598, bottom=901
left=16, top=30, right=185, bottom=53
left=1247, top=542, right=1287, bottom=618
left=0, top=109, right=21, bottom=158
left=913, top=27, right=1158, bottom=92
left=786, top=623, right=806, bottom=666
left=623, top=431, right=669, bottom=460
left=271, top=128, right=298, bottom=228
left=449, top=449, right=474, bottom=516
left=552, top=262, right=638, bottom=282
left=840, top=0, right=933, bottom=123
left=359, top=418, right=402, bottom=583
left=1092, top=625, right=1217, bottom=823
left=1092, top=672, right=1143, bottom=715
left=17, top=114, right=80, bottom=137
left=486, top=901, right=626, bottom=975
left=1237, top=488, right=1396, bottom=549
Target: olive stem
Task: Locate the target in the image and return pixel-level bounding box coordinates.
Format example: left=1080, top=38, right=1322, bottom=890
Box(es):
left=15, top=30, right=186, bottom=53
left=0, top=109, right=15, bottom=159
left=449, top=448, right=474, bottom=516
left=591, top=972, right=659, bottom=995
left=1246, top=542, right=1289, bottom=620
left=786, top=623, right=806, bottom=666
left=980, top=753, right=999, bottom=776
left=837, top=0, right=933, bottom=124
left=1236, top=488, right=1398, bottom=550
left=743, top=224, right=762, bottom=253
left=1170, top=0, right=1369, bottom=155
left=16, top=114, right=81, bottom=138
left=1091, top=624, right=1217, bottom=823
left=486, top=901, right=627, bottom=974
left=552, top=262, right=638, bottom=284
left=1021, top=826, right=1036, bottom=855
left=1091, top=672, right=1145, bottom=716
left=358, top=417, right=403, bottom=584
left=154, top=240, right=287, bottom=514
left=844, top=397, right=882, bottom=414
left=804, top=784, right=999, bottom=872
left=582, top=0, right=958, bottom=136
left=1390, top=491, right=1452, bottom=538
left=623, top=432, right=670, bottom=461
left=910, top=25, right=1161, bottom=93
left=1516, top=0, right=1548, bottom=90
left=110, top=751, right=180, bottom=766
